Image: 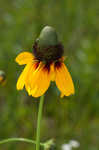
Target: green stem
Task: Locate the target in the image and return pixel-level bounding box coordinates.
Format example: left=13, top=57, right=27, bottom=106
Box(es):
left=36, top=95, right=45, bottom=150
left=0, top=138, right=44, bottom=146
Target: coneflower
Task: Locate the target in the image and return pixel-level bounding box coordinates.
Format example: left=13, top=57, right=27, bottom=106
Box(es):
left=15, top=26, right=75, bottom=97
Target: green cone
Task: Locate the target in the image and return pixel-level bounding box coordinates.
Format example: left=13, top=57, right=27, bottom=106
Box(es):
left=36, top=26, right=59, bottom=49
left=33, top=26, right=63, bottom=62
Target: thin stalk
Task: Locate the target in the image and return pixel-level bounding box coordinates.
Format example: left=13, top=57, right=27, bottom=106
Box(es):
left=0, top=138, right=44, bottom=146
left=36, top=95, right=45, bottom=150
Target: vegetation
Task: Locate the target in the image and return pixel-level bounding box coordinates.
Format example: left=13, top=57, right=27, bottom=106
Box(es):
left=0, top=0, right=99, bottom=149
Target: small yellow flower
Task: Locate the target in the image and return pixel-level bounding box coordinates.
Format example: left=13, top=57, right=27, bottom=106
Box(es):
left=15, top=26, right=75, bottom=98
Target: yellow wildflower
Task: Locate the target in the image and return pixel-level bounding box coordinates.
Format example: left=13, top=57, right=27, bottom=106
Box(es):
left=15, top=26, right=75, bottom=97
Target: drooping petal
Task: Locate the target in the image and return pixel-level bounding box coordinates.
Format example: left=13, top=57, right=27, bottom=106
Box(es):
left=17, top=63, right=33, bottom=90
left=15, top=52, right=34, bottom=65
left=25, top=61, right=40, bottom=94
left=55, top=62, right=75, bottom=97
left=27, top=63, right=51, bottom=97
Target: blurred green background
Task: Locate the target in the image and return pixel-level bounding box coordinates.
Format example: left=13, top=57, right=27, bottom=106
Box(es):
left=0, top=0, right=99, bottom=150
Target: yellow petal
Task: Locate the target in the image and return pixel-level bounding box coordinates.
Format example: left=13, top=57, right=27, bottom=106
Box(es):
left=17, top=63, right=33, bottom=90
left=28, top=63, right=51, bottom=97
left=55, top=63, right=75, bottom=97
left=15, top=52, right=34, bottom=65
left=50, top=63, right=56, bottom=81
left=25, top=62, right=40, bottom=94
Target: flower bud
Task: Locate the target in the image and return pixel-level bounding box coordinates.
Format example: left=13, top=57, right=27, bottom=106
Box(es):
left=44, top=139, right=56, bottom=150
left=0, top=70, right=6, bottom=85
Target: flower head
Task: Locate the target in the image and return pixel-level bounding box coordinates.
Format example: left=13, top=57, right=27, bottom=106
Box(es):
left=62, top=140, right=80, bottom=150
left=15, top=26, right=75, bottom=97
